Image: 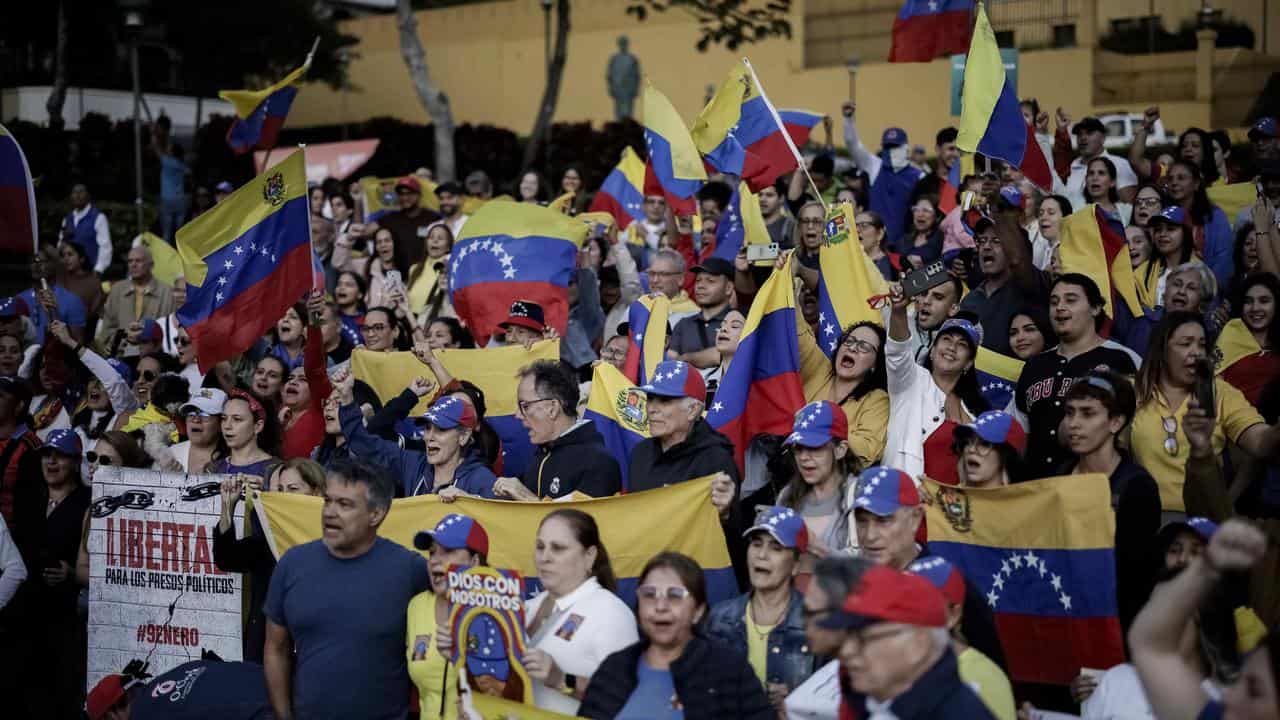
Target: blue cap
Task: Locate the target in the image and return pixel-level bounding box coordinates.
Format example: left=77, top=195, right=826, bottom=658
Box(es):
left=783, top=400, right=848, bottom=448
left=417, top=395, right=478, bottom=430
left=106, top=358, right=134, bottom=387
left=882, top=127, right=908, bottom=148
left=1149, top=206, right=1187, bottom=226
left=1186, top=517, right=1218, bottom=540
left=138, top=317, right=163, bottom=343
left=998, top=185, right=1024, bottom=209
left=41, top=428, right=83, bottom=457
left=0, top=296, right=29, bottom=319
left=743, top=506, right=809, bottom=552
left=907, top=556, right=967, bottom=605
left=639, top=360, right=706, bottom=402
left=413, top=513, right=489, bottom=555
left=954, top=411, right=1027, bottom=453
left=853, top=467, right=921, bottom=517
left=1249, top=116, right=1279, bottom=140
left=936, top=318, right=983, bottom=351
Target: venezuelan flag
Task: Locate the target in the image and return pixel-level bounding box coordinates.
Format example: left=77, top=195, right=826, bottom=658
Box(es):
left=707, top=257, right=807, bottom=470
left=176, top=150, right=313, bottom=373
left=1217, top=318, right=1261, bottom=375
left=359, top=176, right=440, bottom=222
left=643, top=81, right=706, bottom=216
left=815, top=203, right=890, bottom=357
left=956, top=3, right=1051, bottom=191
left=622, top=293, right=671, bottom=385
left=711, top=181, right=771, bottom=263
left=448, top=201, right=587, bottom=346
left=254, top=476, right=738, bottom=606
left=922, top=474, right=1125, bottom=685
left=220, top=53, right=312, bottom=155
left=349, top=340, right=559, bottom=479
left=1208, top=181, right=1258, bottom=224
left=889, top=0, right=974, bottom=63
left=1058, top=204, right=1143, bottom=321
left=0, top=122, right=37, bottom=255
left=975, top=346, right=1023, bottom=411
left=691, top=61, right=769, bottom=191
left=732, top=61, right=812, bottom=190
left=588, top=147, right=647, bottom=230
left=583, top=363, right=650, bottom=491
left=778, top=110, right=824, bottom=149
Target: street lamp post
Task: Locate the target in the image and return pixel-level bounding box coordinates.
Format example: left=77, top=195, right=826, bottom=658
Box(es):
left=541, top=0, right=553, bottom=161
left=120, top=0, right=150, bottom=238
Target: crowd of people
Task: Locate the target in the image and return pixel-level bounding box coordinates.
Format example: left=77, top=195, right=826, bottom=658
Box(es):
left=0, top=96, right=1278, bottom=720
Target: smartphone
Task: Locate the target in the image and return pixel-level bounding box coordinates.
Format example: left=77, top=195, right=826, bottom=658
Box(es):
left=746, top=243, right=780, bottom=264
left=1194, top=358, right=1216, bottom=418
left=901, top=261, right=949, bottom=298
left=385, top=270, right=403, bottom=293
left=960, top=190, right=977, bottom=212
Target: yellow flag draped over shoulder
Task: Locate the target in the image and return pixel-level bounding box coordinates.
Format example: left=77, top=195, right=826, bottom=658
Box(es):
left=1207, top=182, right=1256, bottom=226
left=814, top=202, right=889, bottom=355
left=254, top=478, right=738, bottom=603
left=1215, top=318, right=1262, bottom=375
left=133, top=232, right=184, bottom=286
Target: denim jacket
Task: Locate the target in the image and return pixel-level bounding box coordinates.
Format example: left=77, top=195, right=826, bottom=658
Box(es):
left=704, top=588, right=816, bottom=691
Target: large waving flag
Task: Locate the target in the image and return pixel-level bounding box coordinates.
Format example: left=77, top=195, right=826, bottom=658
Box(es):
left=923, top=474, right=1125, bottom=685
left=622, top=294, right=671, bottom=385
left=778, top=110, right=824, bottom=149
left=448, top=201, right=588, bottom=346
left=349, top=341, right=559, bottom=479
left=583, top=363, right=650, bottom=491
left=976, top=347, right=1024, bottom=411
left=588, top=147, right=647, bottom=230
left=256, top=476, right=737, bottom=606
left=1058, top=204, right=1143, bottom=321
left=707, top=257, right=807, bottom=469
left=956, top=3, right=1052, bottom=191
left=643, top=81, right=706, bottom=216
left=1208, top=181, right=1257, bottom=224
left=691, top=61, right=769, bottom=191
left=220, top=43, right=316, bottom=155
left=727, top=60, right=812, bottom=192
left=814, top=203, right=890, bottom=357
left=176, top=150, right=314, bottom=372
left=711, top=181, right=771, bottom=263
left=890, top=0, right=975, bottom=63
left=0, top=123, right=38, bottom=255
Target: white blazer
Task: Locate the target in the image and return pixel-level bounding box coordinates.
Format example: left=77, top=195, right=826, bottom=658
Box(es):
left=883, top=336, right=976, bottom=480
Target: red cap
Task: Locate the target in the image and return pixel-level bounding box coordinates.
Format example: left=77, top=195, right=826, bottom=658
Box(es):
left=86, top=675, right=127, bottom=720
left=395, top=175, right=422, bottom=193
left=816, top=565, right=948, bottom=630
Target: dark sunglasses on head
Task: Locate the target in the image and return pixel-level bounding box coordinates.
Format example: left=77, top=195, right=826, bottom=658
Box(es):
left=86, top=452, right=113, bottom=466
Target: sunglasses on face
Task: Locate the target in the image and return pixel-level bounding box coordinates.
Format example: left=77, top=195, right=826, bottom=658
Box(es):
left=86, top=452, right=113, bottom=466
left=138, top=370, right=157, bottom=383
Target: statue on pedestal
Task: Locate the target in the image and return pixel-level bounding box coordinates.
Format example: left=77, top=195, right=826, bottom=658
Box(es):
left=606, top=35, right=640, bottom=121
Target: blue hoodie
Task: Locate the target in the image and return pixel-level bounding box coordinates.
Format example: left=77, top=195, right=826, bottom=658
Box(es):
left=339, top=403, right=497, bottom=499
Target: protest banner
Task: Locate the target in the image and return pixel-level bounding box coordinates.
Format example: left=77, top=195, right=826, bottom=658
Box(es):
left=87, top=468, right=244, bottom=690
left=447, top=565, right=533, bottom=705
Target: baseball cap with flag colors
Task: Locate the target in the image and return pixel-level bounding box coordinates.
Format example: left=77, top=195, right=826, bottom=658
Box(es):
left=783, top=400, right=848, bottom=448
left=416, top=395, right=478, bottom=430
left=639, top=359, right=706, bottom=402
left=954, top=410, right=1026, bottom=453
left=743, top=506, right=809, bottom=552
left=816, top=565, right=947, bottom=630
left=853, top=467, right=920, bottom=517
left=908, top=556, right=967, bottom=605
left=414, top=513, right=489, bottom=556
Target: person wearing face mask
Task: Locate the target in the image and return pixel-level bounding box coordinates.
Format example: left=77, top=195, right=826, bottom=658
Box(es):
left=164, top=388, right=226, bottom=473
left=842, top=102, right=925, bottom=246
left=520, top=509, right=637, bottom=714
left=406, top=513, right=490, bottom=720
left=784, top=555, right=871, bottom=720
left=1132, top=312, right=1280, bottom=516
left=950, top=411, right=1026, bottom=489
left=579, top=551, right=772, bottom=720
left=705, top=507, right=815, bottom=714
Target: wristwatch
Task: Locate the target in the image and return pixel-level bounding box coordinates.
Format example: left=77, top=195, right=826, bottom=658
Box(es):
left=561, top=673, right=577, bottom=696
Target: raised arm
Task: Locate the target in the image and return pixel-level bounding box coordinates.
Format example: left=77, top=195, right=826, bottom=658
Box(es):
left=1128, top=107, right=1158, bottom=180
left=842, top=102, right=881, bottom=183
left=51, top=319, right=138, bottom=413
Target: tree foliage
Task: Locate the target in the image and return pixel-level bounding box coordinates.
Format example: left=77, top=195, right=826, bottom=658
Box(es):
left=625, top=0, right=791, bottom=52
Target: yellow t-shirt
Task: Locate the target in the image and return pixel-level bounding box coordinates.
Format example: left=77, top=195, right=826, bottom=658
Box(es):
left=406, top=591, right=458, bottom=720
left=1131, top=380, right=1264, bottom=511
left=1236, top=606, right=1267, bottom=654
left=744, top=605, right=778, bottom=687
left=958, top=647, right=1015, bottom=720
left=797, top=319, right=891, bottom=469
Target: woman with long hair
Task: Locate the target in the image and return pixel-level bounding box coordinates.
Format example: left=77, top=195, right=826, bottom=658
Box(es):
left=333, top=270, right=368, bottom=343
left=366, top=227, right=412, bottom=309
left=1007, top=306, right=1058, bottom=360
left=886, top=287, right=988, bottom=482
left=268, top=302, right=308, bottom=370
left=278, top=298, right=333, bottom=460
left=951, top=410, right=1026, bottom=488
left=48, top=320, right=138, bottom=453
left=85, top=430, right=150, bottom=484
left=166, top=388, right=227, bottom=473
left=421, top=317, right=475, bottom=351
left=1084, top=156, right=1133, bottom=225
left=1030, top=194, right=1072, bottom=272
left=1128, top=225, right=1153, bottom=269
left=1164, top=159, right=1233, bottom=289
left=1132, top=183, right=1168, bottom=228
left=897, top=196, right=944, bottom=269
left=521, top=509, right=637, bottom=714
left=406, top=223, right=455, bottom=326
left=777, top=401, right=859, bottom=556
left=517, top=170, right=549, bottom=204
left=55, top=240, right=103, bottom=331
left=249, top=354, right=288, bottom=407
left=579, top=552, right=772, bottom=719
left=211, top=390, right=280, bottom=480
left=1131, top=312, right=1280, bottom=514
left=704, top=309, right=745, bottom=408
left=791, top=202, right=826, bottom=269
left=1138, top=206, right=1197, bottom=309
left=798, top=321, right=890, bottom=471
left=1220, top=273, right=1280, bottom=408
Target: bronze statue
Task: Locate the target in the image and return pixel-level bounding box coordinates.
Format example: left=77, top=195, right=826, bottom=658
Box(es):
left=606, top=35, right=640, bottom=120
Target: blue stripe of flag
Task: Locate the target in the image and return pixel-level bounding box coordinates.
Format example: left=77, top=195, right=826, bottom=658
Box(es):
left=644, top=129, right=703, bottom=201
left=448, top=235, right=579, bottom=294
left=928, top=541, right=1117, bottom=617
left=708, top=308, right=799, bottom=421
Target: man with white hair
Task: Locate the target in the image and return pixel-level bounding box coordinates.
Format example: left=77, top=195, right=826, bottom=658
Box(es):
left=648, top=248, right=699, bottom=324
left=627, top=359, right=738, bottom=493
left=817, top=564, right=996, bottom=719
left=96, top=244, right=175, bottom=347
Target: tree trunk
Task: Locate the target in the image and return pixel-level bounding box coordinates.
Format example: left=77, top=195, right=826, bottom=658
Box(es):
left=521, top=0, right=571, bottom=171
left=45, top=0, right=69, bottom=131
left=395, top=0, right=456, bottom=182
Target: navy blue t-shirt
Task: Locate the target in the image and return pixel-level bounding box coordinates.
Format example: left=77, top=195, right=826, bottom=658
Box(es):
left=130, top=660, right=270, bottom=720
left=264, top=537, right=429, bottom=720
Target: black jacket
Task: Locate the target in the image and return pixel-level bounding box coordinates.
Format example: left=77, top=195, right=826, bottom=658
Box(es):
left=578, top=634, right=773, bottom=720
left=212, top=513, right=275, bottom=663
left=520, top=420, right=622, bottom=499
left=840, top=646, right=996, bottom=719
left=627, top=418, right=739, bottom=493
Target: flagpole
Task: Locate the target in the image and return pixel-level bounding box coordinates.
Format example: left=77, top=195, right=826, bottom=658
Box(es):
left=298, top=143, right=320, bottom=296
left=742, top=58, right=828, bottom=212
left=259, top=38, right=320, bottom=185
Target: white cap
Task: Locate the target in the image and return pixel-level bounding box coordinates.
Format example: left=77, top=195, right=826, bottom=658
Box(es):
left=180, top=387, right=228, bottom=416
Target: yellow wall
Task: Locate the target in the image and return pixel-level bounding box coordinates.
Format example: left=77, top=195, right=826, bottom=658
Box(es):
left=289, top=0, right=1259, bottom=154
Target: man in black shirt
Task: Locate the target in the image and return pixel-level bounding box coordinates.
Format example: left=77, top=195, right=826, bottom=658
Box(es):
left=1015, top=274, right=1139, bottom=478
left=375, top=176, right=440, bottom=267
left=670, top=257, right=734, bottom=370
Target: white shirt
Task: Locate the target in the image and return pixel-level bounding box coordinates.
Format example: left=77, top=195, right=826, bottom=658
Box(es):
left=524, top=576, right=639, bottom=714
left=785, top=658, right=841, bottom=720
left=72, top=205, right=114, bottom=274
left=1081, top=663, right=1220, bottom=719
left=1066, top=152, right=1138, bottom=209
left=168, top=441, right=194, bottom=473
left=884, top=335, right=977, bottom=480
left=445, top=214, right=469, bottom=239
left=0, top=514, right=27, bottom=610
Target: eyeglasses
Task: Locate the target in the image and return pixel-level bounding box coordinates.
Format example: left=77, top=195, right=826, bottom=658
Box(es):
left=854, top=221, right=877, bottom=230
left=600, top=346, right=627, bottom=361
left=1162, top=416, right=1179, bottom=455
left=361, top=323, right=389, bottom=334
left=648, top=270, right=682, bottom=278
left=799, top=218, right=825, bottom=227
left=516, top=397, right=557, bottom=417
left=1135, top=197, right=1163, bottom=208
left=637, top=585, right=690, bottom=602
left=974, top=236, right=1003, bottom=248
left=139, top=370, right=157, bottom=383
left=86, top=452, right=113, bottom=466
left=841, top=336, right=879, bottom=355
left=843, top=626, right=912, bottom=656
